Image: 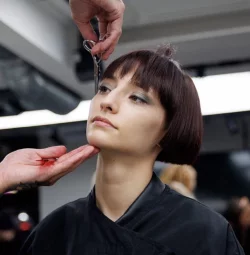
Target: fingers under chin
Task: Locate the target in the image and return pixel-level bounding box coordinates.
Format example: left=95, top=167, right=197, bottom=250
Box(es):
left=48, top=152, right=94, bottom=183
left=52, top=147, right=98, bottom=175
left=38, top=148, right=99, bottom=186
left=56, top=145, right=88, bottom=163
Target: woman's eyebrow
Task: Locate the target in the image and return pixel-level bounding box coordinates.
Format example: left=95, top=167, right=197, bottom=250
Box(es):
left=102, top=74, right=118, bottom=82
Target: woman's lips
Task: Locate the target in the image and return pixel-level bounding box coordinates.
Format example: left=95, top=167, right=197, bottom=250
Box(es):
left=93, top=120, right=115, bottom=128
left=92, top=116, right=117, bottom=129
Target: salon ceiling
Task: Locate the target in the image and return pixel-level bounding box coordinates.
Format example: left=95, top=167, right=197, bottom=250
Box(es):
left=0, top=0, right=250, bottom=100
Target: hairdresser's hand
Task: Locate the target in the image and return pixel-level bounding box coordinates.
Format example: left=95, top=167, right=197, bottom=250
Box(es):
left=0, top=145, right=99, bottom=194
left=70, top=0, right=125, bottom=60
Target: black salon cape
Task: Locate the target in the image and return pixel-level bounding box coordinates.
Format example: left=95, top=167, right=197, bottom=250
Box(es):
left=20, top=174, right=244, bottom=255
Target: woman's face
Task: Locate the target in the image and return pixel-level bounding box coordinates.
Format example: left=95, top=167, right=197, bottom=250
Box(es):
left=86, top=72, right=166, bottom=158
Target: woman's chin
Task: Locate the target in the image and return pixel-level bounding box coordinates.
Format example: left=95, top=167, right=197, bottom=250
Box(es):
left=87, top=135, right=115, bottom=150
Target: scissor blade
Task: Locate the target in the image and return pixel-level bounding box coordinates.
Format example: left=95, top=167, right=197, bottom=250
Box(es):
left=94, top=62, right=100, bottom=94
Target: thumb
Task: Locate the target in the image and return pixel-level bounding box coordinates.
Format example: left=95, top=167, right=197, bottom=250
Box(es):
left=37, top=146, right=67, bottom=159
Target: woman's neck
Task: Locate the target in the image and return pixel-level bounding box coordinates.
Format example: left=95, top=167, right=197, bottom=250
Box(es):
left=94, top=151, right=155, bottom=222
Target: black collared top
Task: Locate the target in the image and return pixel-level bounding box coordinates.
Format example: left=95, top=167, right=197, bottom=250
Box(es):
left=20, top=173, right=244, bottom=255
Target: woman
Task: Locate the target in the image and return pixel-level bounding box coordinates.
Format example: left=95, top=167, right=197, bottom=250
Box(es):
left=20, top=46, right=244, bottom=255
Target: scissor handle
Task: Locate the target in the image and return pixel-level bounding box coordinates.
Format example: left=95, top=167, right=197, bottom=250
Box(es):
left=83, top=40, right=102, bottom=65
left=83, top=40, right=96, bottom=52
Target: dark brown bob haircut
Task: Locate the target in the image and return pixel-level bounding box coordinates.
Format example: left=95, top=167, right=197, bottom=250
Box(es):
left=102, top=45, right=203, bottom=165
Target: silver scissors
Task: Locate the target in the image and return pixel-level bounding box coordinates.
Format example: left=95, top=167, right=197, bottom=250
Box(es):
left=83, top=40, right=102, bottom=94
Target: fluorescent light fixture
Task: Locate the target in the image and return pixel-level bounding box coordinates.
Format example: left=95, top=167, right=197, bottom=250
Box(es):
left=193, top=71, right=250, bottom=116
left=0, top=72, right=249, bottom=130
left=0, top=100, right=91, bottom=130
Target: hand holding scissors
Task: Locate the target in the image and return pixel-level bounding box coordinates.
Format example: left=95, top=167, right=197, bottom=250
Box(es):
left=70, top=0, right=125, bottom=60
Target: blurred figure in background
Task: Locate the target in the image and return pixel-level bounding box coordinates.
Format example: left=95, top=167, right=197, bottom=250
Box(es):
left=0, top=211, right=18, bottom=255
left=224, top=197, right=250, bottom=254
left=0, top=210, right=34, bottom=255
left=160, top=164, right=197, bottom=199
left=0, top=211, right=16, bottom=241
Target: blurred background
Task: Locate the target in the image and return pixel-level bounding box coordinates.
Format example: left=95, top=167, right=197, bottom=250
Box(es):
left=1, top=0, right=250, bottom=254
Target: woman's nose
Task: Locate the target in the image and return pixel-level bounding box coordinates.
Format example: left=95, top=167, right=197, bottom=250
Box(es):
left=100, top=93, right=119, bottom=113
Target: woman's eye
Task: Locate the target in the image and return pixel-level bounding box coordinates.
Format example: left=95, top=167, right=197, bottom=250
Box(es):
left=98, top=85, right=110, bottom=94
left=130, top=95, right=147, bottom=104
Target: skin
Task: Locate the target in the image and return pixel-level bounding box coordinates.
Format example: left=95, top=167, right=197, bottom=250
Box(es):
left=70, top=0, right=125, bottom=60
left=0, top=145, right=99, bottom=194
left=86, top=72, right=167, bottom=221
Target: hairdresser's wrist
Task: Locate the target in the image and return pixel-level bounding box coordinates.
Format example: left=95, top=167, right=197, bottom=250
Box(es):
left=0, top=163, right=9, bottom=194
